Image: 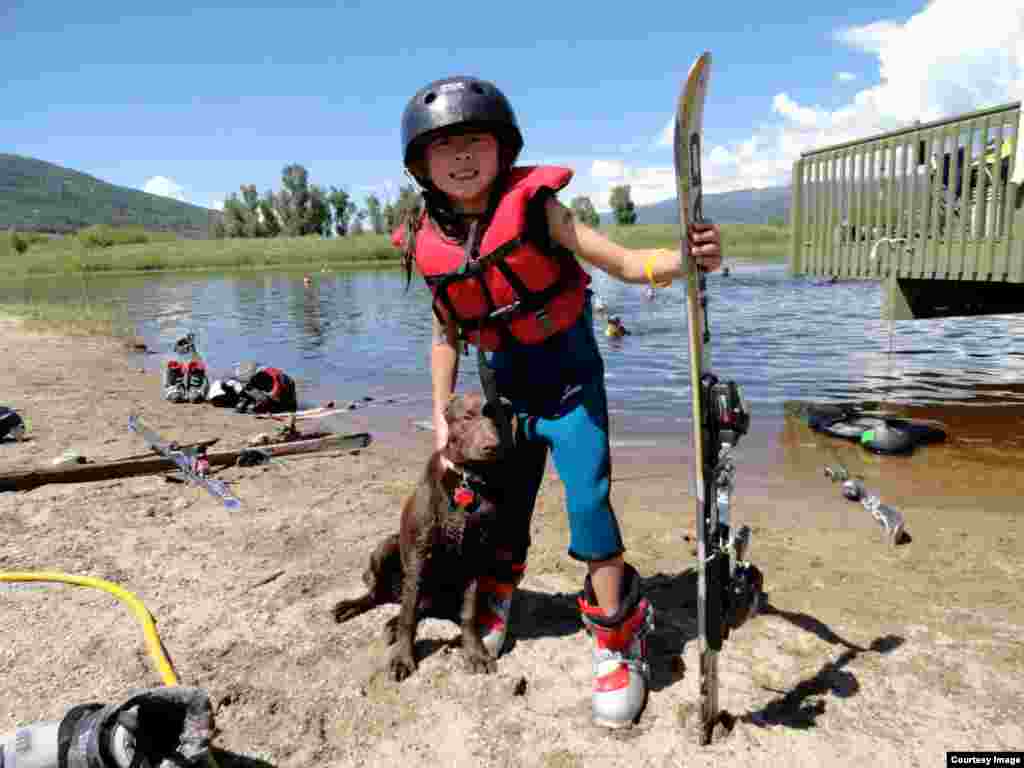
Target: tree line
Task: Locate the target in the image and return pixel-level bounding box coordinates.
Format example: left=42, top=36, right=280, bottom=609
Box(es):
left=567, top=183, right=638, bottom=227
left=212, top=164, right=640, bottom=239
left=213, top=164, right=423, bottom=240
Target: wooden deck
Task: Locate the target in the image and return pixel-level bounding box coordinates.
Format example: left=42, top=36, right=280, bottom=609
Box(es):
left=789, top=102, right=1024, bottom=319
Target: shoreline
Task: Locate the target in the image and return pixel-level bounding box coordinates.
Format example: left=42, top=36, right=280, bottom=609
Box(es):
left=0, top=257, right=407, bottom=282
left=2, top=316, right=1022, bottom=766
left=0, top=251, right=787, bottom=282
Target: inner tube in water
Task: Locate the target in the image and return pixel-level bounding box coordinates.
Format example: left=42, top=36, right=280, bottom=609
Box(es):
left=884, top=418, right=947, bottom=446
left=856, top=420, right=916, bottom=455
left=806, top=404, right=852, bottom=433
left=805, top=404, right=946, bottom=455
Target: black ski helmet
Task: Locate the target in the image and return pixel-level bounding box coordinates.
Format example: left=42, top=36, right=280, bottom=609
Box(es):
left=401, top=76, right=524, bottom=180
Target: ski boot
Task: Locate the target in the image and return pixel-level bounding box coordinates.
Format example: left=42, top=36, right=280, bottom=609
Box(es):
left=577, top=563, right=654, bottom=729
left=162, top=361, right=187, bottom=403
left=185, top=360, right=210, bottom=403
left=0, top=686, right=212, bottom=768
left=476, top=562, right=526, bottom=658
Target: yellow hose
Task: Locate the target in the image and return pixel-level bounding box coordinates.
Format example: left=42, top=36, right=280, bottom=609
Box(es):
left=0, top=571, right=179, bottom=685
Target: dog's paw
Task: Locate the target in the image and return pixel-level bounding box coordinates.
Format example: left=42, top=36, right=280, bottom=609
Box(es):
left=331, top=599, right=362, bottom=624
left=387, top=647, right=417, bottom=681
left=463, top=648, right=497, bottom=675
left=331, top=592, right=377, bottom=624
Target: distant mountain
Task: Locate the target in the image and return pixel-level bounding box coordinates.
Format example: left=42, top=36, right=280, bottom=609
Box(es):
left=0, top=153, right=218, bottom=238
left=600, top=184, right=791, bottom=226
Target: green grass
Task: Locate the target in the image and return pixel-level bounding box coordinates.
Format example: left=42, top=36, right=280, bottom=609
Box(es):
left=0, top=223, right=792, bottom=278
left=0, top=297, right=132, bottom=337
left=76, top=223, right=179, bottom=248
left=0, top=231, right=398, bottom=277
left=604, top=222, right=791, bottom=261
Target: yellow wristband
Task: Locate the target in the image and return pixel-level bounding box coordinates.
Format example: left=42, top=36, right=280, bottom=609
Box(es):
left=644, top=255, right=671, bottom=289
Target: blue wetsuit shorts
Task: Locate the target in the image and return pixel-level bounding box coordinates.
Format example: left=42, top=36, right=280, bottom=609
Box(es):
left=486, top=296, right=624, bottom=562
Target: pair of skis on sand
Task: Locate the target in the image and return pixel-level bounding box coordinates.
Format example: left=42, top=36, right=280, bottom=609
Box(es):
left=128, top=414, right=243, bottom=510
left=130, top=331, right=244, bottom=510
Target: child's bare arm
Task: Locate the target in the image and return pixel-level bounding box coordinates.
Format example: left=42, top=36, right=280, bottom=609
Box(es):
left=430, top=316, right=459, bottom=452
left=544, top=196, right=722, bottom=283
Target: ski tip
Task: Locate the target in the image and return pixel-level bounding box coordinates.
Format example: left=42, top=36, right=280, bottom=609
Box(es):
left=224, top=498, right=242, bottom=511
left=688, top=51, right=712, bottom=73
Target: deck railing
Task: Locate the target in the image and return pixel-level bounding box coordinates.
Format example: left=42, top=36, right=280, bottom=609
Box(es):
left=790, top=101, right=1023, bottom=284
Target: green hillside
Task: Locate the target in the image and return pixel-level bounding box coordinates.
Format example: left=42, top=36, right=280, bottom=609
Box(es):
left=601, top=185, right=791, bottom=226
left=0, top=153, right=217, bottom=238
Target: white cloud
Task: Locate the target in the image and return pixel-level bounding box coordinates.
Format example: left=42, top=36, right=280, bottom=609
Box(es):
left=350, top=180, right=401, bottom=204
left=837, top=71, right=857, bottom=82
left=573, top=161, right=676, bottom=212
left=580, top=0, right=1024, bottom=201
left=591, top=159, right=627, bottom=179
left=709, top=145, right=735, bottom=166
left=575, top=134, right=790, bottom=210
left=209, top=199, right=224, bottom=211
left=656, top=117, right=674, bottom=148
left=143, top=175, right=187, bottom=202
left=833, top=0, right=1023, bottom=121
left=772, top=92, right=825, bottom=128
left=356, top=179, right=400, bottom=203
left=835, top=20, right=903, bottom=56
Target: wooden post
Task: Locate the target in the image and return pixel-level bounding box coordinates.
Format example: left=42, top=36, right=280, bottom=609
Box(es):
left=0, top=432, right=372, bottom=493
left=791, top=159, right=804, bottom=274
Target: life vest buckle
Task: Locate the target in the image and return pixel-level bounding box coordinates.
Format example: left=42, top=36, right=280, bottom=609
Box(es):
left=488, top=300, right=522, bottom=320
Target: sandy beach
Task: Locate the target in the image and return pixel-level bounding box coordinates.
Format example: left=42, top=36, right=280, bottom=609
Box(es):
left=2, top=317, right=1022, bottom=767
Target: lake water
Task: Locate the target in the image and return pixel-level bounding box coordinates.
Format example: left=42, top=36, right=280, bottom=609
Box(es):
left=5, top=261, right=1024, bottom=512
left=7, top=263, right=1024, bottom=412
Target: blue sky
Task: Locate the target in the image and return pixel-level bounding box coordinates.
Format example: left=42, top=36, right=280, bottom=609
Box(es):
left=3, top=0, right=1022, bottom=213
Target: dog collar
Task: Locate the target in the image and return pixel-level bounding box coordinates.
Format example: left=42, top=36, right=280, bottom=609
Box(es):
left=453, top=482, right=476, bottom=507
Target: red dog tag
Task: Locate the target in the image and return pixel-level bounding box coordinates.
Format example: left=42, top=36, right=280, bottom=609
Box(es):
left=453, top=486, right=475, bottom=507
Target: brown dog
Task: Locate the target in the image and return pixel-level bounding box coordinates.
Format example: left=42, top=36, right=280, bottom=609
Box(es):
left=332, top=392, right=512, bottom=681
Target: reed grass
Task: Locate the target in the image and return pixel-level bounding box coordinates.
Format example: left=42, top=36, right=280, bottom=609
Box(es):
left=0, top=231, right=396, bottom=278
left=604, top=223, right=790, bottom=260
left=0, top=298, right=130, bottom=336
left=0, top=223, right=791, bottom=279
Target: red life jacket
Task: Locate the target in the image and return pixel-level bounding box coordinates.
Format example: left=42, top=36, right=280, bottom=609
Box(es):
left=245, top=367, right=298, bottom=412
left=392, top=166, right=589, bottom=352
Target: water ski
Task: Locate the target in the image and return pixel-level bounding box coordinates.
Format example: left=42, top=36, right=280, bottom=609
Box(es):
left=675, top=51, right=762, bottom=746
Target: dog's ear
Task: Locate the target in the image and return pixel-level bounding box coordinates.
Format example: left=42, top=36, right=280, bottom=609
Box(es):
left=481, top=396, right=510, bottom=423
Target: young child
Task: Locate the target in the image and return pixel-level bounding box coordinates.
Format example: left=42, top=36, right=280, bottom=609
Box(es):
left=393, top=75, right=722, bottom=729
